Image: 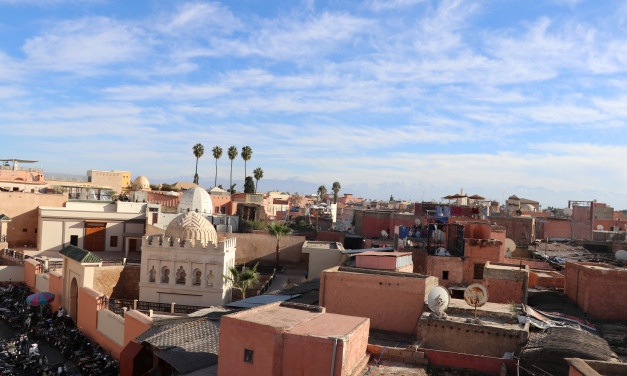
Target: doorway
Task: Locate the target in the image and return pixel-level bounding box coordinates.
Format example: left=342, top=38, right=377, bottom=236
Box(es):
left=129, top=238, right=138, bottom=252
left=84, top=222, right=106, bottom=252
left=70, top=277, right=78, bottom=322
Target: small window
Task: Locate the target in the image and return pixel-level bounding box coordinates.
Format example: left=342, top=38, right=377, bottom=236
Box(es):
left=176, top=266, right=186, bottom=285
left=442, top=271, right=449, bottom=280
left=22, top=228, right=27, bottom=232
left=473, top=263, right=485, bottom=280
left=216, top=206, right=219, bottom=213
left=149, top=266, right=156, bottom=283
left=161, top=266, right=170, bottom=284
left=221, top=207, right=226, bottom=214
left=34, top=228, right=37, bottom=234
left=70, top=235, right=78, bottom=246
left=110, top=236, right=118, bottom=247
left=244, top=349, right=254, bottom=364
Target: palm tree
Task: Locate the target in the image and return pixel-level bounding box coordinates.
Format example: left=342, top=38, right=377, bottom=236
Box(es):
left=223, top=263, right=260, bottom=300
left=227, top=146, right=238, bottom=196
left=192, top=143, right=204, bottom=185
left=241, top=146, right=253, bottom=181
left=332, top=181, right=341, bottom=204
left=268, top=223, right=291, bottom=269
left=317, top=185, right=327, bottom=202
left=212, top=146, right=222, bottom=188
left=253, top=167, right=264, bottom=192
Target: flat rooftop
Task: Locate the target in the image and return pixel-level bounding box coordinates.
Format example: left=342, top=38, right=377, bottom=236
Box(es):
left=303, top=241, right=341, bottom=249
left=230, top=304, right=321, bottom=329
left=358, top=251, right=412, bottom=257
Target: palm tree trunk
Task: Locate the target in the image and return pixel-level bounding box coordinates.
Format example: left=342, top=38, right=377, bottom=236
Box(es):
left=274, top=242, right=280, bottom=270
left=215, top=159, right=218, bottom=187
left=255, top=179, right=258, bottom=193
left=230, top=160, right=233, bottom=196
left=194, top=158, right=199, bottom=184
left=244, top=161, right=247, bottom=180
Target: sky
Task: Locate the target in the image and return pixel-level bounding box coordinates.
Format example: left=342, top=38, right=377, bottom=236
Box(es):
left=1, top=0, right=626, bottom=209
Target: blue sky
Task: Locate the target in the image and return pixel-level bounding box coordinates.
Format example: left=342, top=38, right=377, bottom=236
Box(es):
left=1, top=0, right=626, bottom=209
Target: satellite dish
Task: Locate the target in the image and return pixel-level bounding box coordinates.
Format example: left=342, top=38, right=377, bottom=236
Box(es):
left=504, top=238, right=516, bottom=258
left=427, top=285, right=450, bottom=317
left=616, top=250, right=627, bottom=262
left=464, top=283, right=488, bottom=318
left=597, top=225, right=604, bottom=231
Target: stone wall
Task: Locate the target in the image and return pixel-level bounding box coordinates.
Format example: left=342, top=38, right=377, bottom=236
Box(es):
left=221, top=232, right=307, bottom=266
left=93, top=265, right=140, bottom=300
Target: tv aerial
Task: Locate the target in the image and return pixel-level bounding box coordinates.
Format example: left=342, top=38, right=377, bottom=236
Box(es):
left=464, top=283, right=488, bottom=319
left=427, top=285, right=450, bottom=317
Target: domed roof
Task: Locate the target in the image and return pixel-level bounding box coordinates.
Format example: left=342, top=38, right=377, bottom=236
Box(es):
left=133, top=176, right=150, bottom=191
left=165, top=212, right=217, bottom=247
left=178, top=187, right=213, bottom=214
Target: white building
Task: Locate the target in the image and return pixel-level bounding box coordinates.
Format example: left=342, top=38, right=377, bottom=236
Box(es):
left=138, top=211, right=236, bottom=306
left=38, top=201, right=146, bottom=255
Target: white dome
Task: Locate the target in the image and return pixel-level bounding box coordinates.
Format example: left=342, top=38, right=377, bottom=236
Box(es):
left=177, top=187, right=213, bottom=214
left=165, top=212, right=217, bottom=247
left=133, top=176, right=150, bottom=191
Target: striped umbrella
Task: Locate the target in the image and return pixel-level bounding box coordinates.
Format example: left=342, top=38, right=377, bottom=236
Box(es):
left=26, top=292, right=55, bottom=306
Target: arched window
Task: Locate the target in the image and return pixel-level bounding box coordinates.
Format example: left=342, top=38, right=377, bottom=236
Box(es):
left=149, top=266, right=156, bottom=283
left=176, top=266, right=186, bottom=285
left=161, top=266, right=170, bottom=284
left=193, top=269, right=201, bottom=286
left=207, top=270, right=214, bottom=287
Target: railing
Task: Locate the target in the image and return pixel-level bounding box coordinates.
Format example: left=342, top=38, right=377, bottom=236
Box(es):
left=108, top=299, right=209, bottom=317
left=258, top=273, right=275, bottom=295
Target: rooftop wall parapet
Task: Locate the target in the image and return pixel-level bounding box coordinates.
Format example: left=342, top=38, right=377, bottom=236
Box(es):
left=142, top=234, right=235, bottom=252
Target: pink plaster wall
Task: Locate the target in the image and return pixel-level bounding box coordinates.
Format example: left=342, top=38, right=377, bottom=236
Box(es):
left=320, top=268, right=438, bottom=335
left=565, top=262, right=627, bottom=320
left=426, top=256, right=463, bottom=287
left=484, top=278, right=525, bottom=304
left=123, top=310, right=153, bottom=347
left=77, top=287, right=123, bottom=359
left=48, top=271, right=63, bottom=313
left=24, top=259, right=39, bottom=289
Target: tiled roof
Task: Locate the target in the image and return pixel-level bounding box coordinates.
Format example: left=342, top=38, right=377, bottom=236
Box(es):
left=0, top=214, right=11, bottom=221
left=59, top=245, right=102, bottom=263
left=136, top=317, right=221, bottom=374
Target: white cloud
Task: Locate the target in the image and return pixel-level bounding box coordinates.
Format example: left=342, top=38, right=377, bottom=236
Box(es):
left=368, top=0, right=427, bottom=11
left=159, top=1, right=242, bottom=35
left=102, top=84, right=231, bottom=101
left=22, top=17, right=150, bottom=72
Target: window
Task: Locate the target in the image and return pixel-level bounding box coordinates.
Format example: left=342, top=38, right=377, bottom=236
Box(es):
left=176, top=266, right=186, bottom=285
left=442, top=271, right=449, bottom=280
left=22, top=228, right=27, bottom=232
left=473, top=263, right=485, bottom=280
left=149, top=266, right=156, bottom=283
left=216, top=206, right=219, bottom=213
left=193, top=269, right=201, bottom=286
left=70, top=235, right=78, bottom=246
left=244, top=349, right=254, bottom=364
left=221, top=207, right=226, bottom=214
left=110, top=236, right=118, bottom=247
left=207, top=270, right=214, bottom=287
left=161, top=267, right=170, bottom=284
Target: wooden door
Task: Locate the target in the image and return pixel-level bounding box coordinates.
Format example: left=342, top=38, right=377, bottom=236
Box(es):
left=84, top=223, right=105, bottom=252
left=129, top=238, right=138, bottom=252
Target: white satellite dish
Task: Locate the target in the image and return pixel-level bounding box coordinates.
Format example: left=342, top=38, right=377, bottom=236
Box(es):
left=597, top=225, right=604, bottom=231
left=504, top=238, right=516, bottom=257
left=616, top=250, right=627, bottom=262
left=427, top=285, right=450, bottom=317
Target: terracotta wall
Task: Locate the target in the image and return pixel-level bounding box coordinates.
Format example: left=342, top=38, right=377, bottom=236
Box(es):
left=0, top=191, right=67, bottom=248
left=93, top=265, right=140, bottom=300
left=24, top=258, right=40, bottom=289
left=484, top=278, right=526, bottom=304
left=489, top=217, right=535, bottom=245
left=123, top=310, right=153, bottom=347
left=316, top=231, right=345, bottom=244
left=529, top=270, right=564, bottom=289
left=425, top=256, right=463, bottom=287
left=221, top=233, right=306, bottom=265
left=48, top=271, right=63, bottom=313
left=320, top=268, right=438, bottom=335
left=77, top=287, right=124, bottom=359
left=503, top=257, right=551, bottom=269
left=422, top=349, right=517, bottom=373
left=354, top=210, right=420, bottom=238
left=565, top=262, right=627, bottom=320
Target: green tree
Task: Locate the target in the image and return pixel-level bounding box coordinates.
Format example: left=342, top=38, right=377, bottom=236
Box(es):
left=268, top=222, right=291, bottom=269
left=212, top=146, right=223, bottom=188
left=244, top=176, right=255, bottom=194
left=227, top=146, right=238, bottom=196
left=332, top=181, right=341, bottom=204
left=317, top=185, right=327, bottom=201
left=253, top=167, right=264, bottom=192
left=223, top=263, right=260, bottom=300
left=241, top=146, right=253, bottom=182
left=192, top=143, right=204, bottom=185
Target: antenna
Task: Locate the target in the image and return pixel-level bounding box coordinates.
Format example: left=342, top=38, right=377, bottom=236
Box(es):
left=427, top=285, right=450, bottom=317
left=616, top=250, right=627, bottom=262
left=464, top=283, right=488, bottom=319
left=504, top=238, right=516, bottom=258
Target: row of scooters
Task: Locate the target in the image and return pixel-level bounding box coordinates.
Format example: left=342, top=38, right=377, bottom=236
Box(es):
left=0, top=282, right=119, bottom=375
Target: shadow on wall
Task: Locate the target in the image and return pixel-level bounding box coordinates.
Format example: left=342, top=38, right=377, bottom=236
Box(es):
left=223, top=233, right=307, bottom=266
